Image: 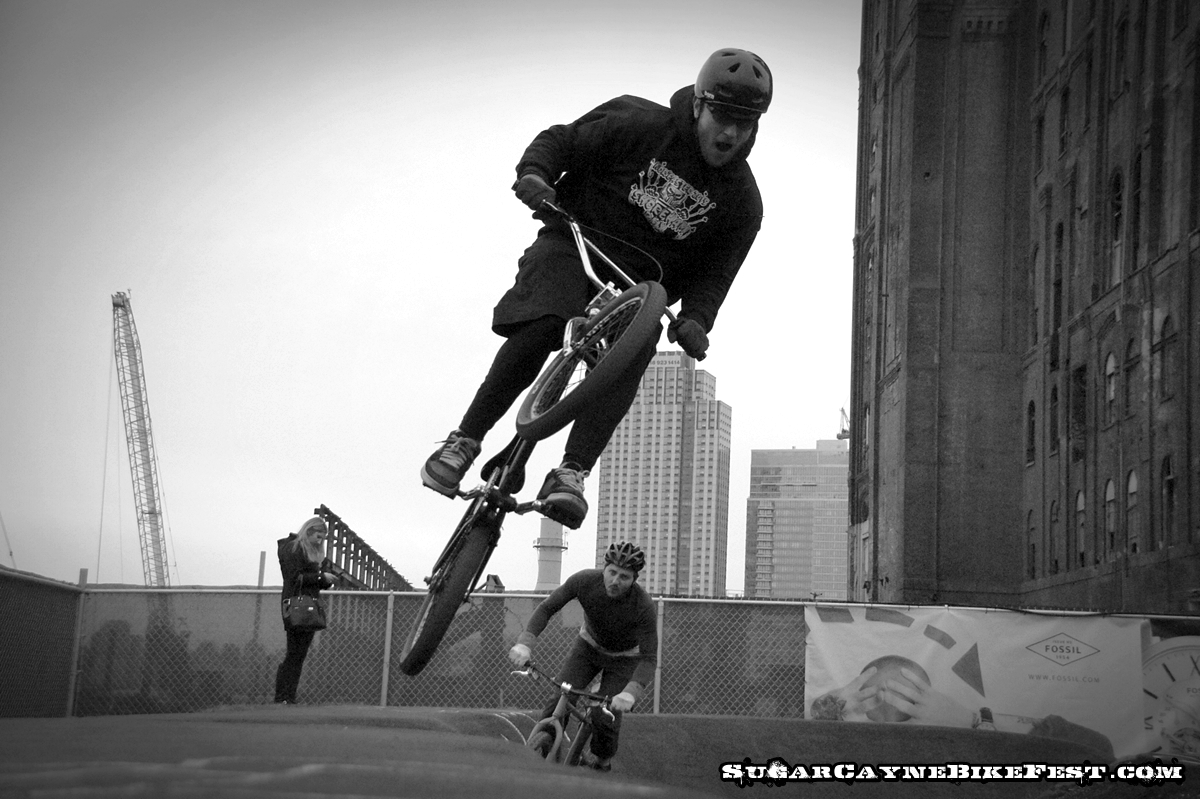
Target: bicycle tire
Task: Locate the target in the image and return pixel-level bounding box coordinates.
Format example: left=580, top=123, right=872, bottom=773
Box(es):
left=515, top=281, right=667, bottom=442
left=526, top=728, right=558, bottom=761
left=564, top=722, right=593, bottom=767
left=397, top=512, right=497, bottom=676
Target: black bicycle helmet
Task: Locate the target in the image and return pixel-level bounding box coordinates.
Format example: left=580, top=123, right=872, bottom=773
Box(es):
left=604, top=541, right=646, bottom=573
left=694, top=48, right=772, bottom=118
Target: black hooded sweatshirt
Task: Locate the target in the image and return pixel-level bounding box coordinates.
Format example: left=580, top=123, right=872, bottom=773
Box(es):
left=512, top=85, right=763, bottom=334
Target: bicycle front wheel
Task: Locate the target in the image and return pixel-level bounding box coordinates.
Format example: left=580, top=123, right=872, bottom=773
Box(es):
left=563, top=722, right=593, bottom=767
left=516, top=281, right=667, bottom=442
left=397, top=509, right=497, bottom=676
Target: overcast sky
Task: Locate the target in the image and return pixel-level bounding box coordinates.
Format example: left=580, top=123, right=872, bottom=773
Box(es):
left=0, top=0, right=861, bottom=593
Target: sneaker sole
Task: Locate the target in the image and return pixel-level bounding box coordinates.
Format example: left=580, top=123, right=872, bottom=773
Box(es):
left=420, top=465, right=460, bottom=497
left=541, top=494, right=587, bottom=529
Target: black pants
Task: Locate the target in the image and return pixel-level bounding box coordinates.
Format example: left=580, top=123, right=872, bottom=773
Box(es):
left=274, top=626, right=316, bottom=703
left=542, top=637, right=640, bottom=761
left=459, top=315, right=661, bottom=471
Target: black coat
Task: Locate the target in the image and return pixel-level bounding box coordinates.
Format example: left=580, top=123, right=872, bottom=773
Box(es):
left=277, top=534, right=332, bottom=600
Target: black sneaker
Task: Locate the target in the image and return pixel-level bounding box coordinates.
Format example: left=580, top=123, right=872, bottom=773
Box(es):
left=582, top=752, right=612, bottom=772
left=536, top=466, right=588, bottom=529
left=421, top=431, right=481, bottom=496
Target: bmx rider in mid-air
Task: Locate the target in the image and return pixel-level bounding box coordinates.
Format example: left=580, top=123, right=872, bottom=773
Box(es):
left=420, top=48, right=772, bottom=530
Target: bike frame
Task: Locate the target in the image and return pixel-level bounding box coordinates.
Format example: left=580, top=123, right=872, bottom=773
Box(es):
left=516, top=663, right=613, bottom=765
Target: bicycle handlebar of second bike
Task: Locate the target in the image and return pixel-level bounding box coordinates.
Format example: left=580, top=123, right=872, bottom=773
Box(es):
left=512, top=662, right=616, bottom=721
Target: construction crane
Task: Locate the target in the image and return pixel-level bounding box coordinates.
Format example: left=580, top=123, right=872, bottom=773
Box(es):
left=837, top=407, right=850, bottom=440
left=111, top=292, right=171, bottom=587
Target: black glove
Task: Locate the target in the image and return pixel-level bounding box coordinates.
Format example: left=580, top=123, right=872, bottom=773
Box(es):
left=512, top=173, right=556, bottom=211
left=667, top=318, right=709, bottom=359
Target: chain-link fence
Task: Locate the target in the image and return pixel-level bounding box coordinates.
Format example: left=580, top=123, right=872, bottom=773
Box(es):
left=1, top=567, right=812, bottom=718
left=0, top=570, right=81, bottom=717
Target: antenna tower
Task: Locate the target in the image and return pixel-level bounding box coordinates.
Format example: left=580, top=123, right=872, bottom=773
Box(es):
left=111, top=292, right=171, bottom=587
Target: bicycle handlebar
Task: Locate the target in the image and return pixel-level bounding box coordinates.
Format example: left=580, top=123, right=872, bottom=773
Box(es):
left=512, top=662, right=612, bottom=707
left=536, top=198, right=684, bottom=333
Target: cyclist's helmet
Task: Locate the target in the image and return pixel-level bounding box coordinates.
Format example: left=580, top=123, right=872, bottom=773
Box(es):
left=694, top=48, right=773, bottom=119
left=604, top=541, right=646, bottom=573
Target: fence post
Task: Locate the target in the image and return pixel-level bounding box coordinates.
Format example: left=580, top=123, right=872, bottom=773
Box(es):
left=64, top=568, right=88, bottom=717
left=380, top=592, right=395, bottom=706
left=653, top=598, right=665, bottom=715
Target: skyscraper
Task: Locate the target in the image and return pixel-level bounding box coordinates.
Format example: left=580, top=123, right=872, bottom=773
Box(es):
left=594, top=351, right=731, bottom=596
left=744, top=441, right=850, bottom=600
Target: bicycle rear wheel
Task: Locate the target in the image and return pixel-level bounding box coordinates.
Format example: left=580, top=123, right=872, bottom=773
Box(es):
left=397, top=502, right=498, bottom=676
left=516, top=281, right=667, bottom=442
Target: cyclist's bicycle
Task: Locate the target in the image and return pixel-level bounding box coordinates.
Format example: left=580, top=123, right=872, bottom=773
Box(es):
left=514, top=662, right=613, bottom=767
left=398, top=201, right=682, bottom=676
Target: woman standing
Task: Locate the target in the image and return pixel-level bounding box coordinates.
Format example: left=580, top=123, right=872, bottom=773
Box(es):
left=274, top=516, right=336, bottom=704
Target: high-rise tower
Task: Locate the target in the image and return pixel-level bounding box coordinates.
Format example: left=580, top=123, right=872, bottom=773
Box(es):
left=744, top=441, right=849, bottom=600
left=594, top=351, right=731, bottom=596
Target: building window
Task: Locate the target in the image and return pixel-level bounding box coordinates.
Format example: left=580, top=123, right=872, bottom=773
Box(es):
left=1114, top=17, right=1128, bottom=93
left=1123, top=338, right=1139, bottom=416
left=1109, top=171, right=1124, bottom=288
left=1126, top=471, right=1140, bottom=555
left=1084, top=51, right=1093, bottom=125
left=1075, top=491, right=1086, bottom=569
left=1026, top=401, right=1037, bottom=464
left=1049, top=501, right=1060, bottom=574
left=1059, top=87, right=1071, bottom=155
left=1028, top=510, right=1038, bottom=579
left=1035, top=115, right=1046, bottom=171
left=1104, top=479, right=1116, bottom=560
left=1131, top=154, right=1143, bottom=269
left=1049, top=386, right=1059, bottom=453
left=1154, top=316, right=1176, bottom=401
left=1038, top=12, right=1050, bottom=80
left=1104, top=353, right=1117, bottom=426
left=1069, top=366, right=1087, bottom=461
left=1160, top=456, right=1175, bottom=550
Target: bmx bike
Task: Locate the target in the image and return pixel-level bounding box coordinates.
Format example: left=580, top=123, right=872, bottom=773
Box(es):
left=515, top=662, right=614, bottom=766
left=398, top=201, right=681, bottom=677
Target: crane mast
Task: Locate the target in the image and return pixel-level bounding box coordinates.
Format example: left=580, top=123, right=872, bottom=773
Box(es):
left=111, top=292, right=171, bottom=587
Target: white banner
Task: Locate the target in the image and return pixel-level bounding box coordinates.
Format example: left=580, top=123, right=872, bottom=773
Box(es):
left=804, top=605, right=1148, bottom=760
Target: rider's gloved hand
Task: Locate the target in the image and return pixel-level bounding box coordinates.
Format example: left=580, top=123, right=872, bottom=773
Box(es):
left=508, top=643, right=531, bottom=668
left=667, top=317, right=709, bottom=359
left=512, top=173, right=556, bottom=211
left=610, top=692, right=636, bottom=713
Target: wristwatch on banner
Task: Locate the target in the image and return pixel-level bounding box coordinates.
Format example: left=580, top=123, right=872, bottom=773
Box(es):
left=973, top=707, right=996, bottom=731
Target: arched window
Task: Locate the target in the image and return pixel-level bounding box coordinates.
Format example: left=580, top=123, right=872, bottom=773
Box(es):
left=1104, top=479, right=1116, bottom=560
left=1075, top=491, right=1086, bottom=569
left=1049, top=386, right=1060, bottom=453
left=1109, top=171, right=1124, bottom=288
left=1154, top=316, right=1176, bottom=401
left=1026, top=401, right=1037, bottom=463
left=1123, top=338, right=1139, bottom=416
left=1160, top=456, right=1175, bottom=550
left=1104, top=353, right=1117, bottom=425
left=1126, top=471, right=1140, bottom=554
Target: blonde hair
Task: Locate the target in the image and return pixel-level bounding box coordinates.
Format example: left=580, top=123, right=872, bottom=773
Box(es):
left=294, top=516, right=327, bottom=564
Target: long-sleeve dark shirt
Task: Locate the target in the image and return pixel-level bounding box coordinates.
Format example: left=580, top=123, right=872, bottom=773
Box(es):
left=519, top=569, right=658, bottom=691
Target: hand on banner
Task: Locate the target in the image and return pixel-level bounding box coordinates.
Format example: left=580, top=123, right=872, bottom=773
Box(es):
left=878, top=667, right=974, bottom=728
left=809, top=666, right=880, bottom=721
